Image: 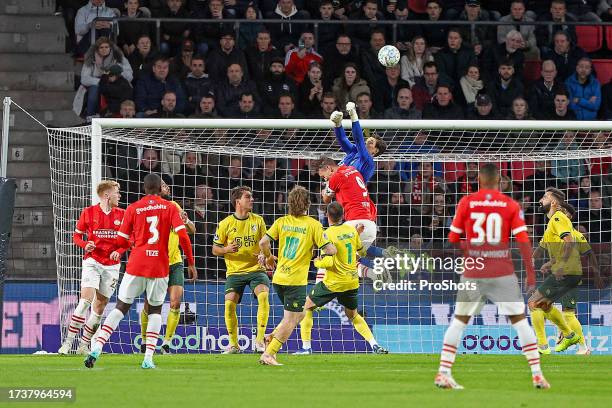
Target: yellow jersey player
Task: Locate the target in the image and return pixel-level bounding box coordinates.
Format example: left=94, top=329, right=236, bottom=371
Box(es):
left=528, top=188, right=583, bottom=353
left=532, top=201, right=600, bottom=355
left=212, top=186, right=270, bottom=354
left=258, top=186, right=336, bottom=365
left=140, top=181, right=197, bottom=354
left=295, top=202, right=388, bottom=355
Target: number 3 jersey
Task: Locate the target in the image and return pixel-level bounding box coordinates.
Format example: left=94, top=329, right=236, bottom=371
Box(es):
left=450, top=189, right=528, bottom=279
left=213, top=212, right=267, bottom=275
left=118, top=194, right=185, bottom=278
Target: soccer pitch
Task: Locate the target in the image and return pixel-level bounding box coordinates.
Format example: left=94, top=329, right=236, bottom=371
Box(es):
left=0, top=355, right=610, bottom=407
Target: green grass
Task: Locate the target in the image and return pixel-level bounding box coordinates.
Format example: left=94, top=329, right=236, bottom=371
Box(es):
left=0, top=354, right=610, bottom=407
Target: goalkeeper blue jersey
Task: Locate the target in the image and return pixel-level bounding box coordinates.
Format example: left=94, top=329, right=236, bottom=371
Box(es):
left=335, top=120, right=375, bottom=182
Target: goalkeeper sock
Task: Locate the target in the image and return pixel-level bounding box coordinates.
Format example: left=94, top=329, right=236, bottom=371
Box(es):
left=140, top=308, right=148, bottom=344
left=544, top=307, right=571, bottom=337
left=563, top=310, right=586, bottom=349
left=224, top=300, right=239, bottom=347
left=530, top=309, right=547, bottom=346
left=513, top=318, right=541, bottom=375
left=164, top=308, right=180, bottom=344
left=92, top=308, right=123, bottom=353
left=265, top=337, right=283, bottom=356
left=351, top=313, right=376, bottom=346
left=438, top=318, right=466, bottom=375
left=80, top=312, right=101, bottom=346
left=366, top=246, right=384, bottom=258
left=256, top=292, right=269, bottom=343
left=66, top=298, right=91, bottom=343
left=144, top=313, right=161, bottom=359
left=300, top=309, right=313, bottom=349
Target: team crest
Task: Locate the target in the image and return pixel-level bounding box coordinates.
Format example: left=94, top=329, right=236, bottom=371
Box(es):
left=519, top=210, right=525, bottom=220
left=251, top=224, right=257, bottom=232
left=114, top=219, right=121, bottom=226
left=555, top=218, right=560, bottom=221
left=486, top=194, right=492, bottom=200
left=213, top=233, right=219, bottom=241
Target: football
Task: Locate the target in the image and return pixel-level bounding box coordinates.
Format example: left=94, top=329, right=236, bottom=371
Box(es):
left=377, top=45, right=401, bottom=67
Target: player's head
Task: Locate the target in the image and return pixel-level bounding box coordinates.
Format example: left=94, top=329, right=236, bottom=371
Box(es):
left=560, top=201, right=576, bottom=219
left=143, top=173, right=162, bottom=195
left=160, top=180, right=171, bottom=199
left=539, top=187, right=566, bottom=214
left=97, top=180, right=120, bottom=207
left=326, top=201, right=344, bottom=224
left=231, top=185, right=254, bottom=212
left=366, top=133, right=387, bottom=157
left=288, top=185, right=310, bottom=216
left=316, top=156, right=339, bottom=180
left=478, top=163, right=499, bottom=189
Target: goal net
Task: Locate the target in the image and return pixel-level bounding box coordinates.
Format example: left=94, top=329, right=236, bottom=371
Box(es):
left=47, top=118, right=612, bottom=354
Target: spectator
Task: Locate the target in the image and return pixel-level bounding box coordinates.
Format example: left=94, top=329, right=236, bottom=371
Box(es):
left=579, top=189, right=612, bottom=243
left=356, top=92, right=381, bottom=119
left=482, top=30, right=525, bottom=83
left=507, top=96, right=533, bottom=119
left=565, top=57, right=602, bottom=120
left=233, top=92, right=261, bottom=118
left=458, top=0, right=495, bottom=56
left=412, top=61, right=451, bottom=111
left=126, top=148, right=173, bottom=203
left=452, top=161, right=480, bottom=200
left=206, top=32, right=249, bottom=81
left=284, top=31, right=323, bottom=84
left=128, top=34, right=158, bottom=83
left=183, top=54, right=212, bottom=115
left=80, top=37, right=133, bottom=118
left=360, top=30, right=388, bottom=92
left=332, top=63, right=370, bottom=107
left=488, top=59, right=524, bottom=117
left=169, top=39, right=195, bottom=80
left=443, top=0, right=468, bottom=19
left=75, top=0, right=116, bottom=56
left=134, top=56, right=186, bottom=116
left=193, top=0, right=233, bottom=55
left=500, top=174, right=514, bottom=195
left=265, top=0, right=309, bottom=53
left=466, top=93, right=499, bottom=119
left=322, top=34, right=360, bottom=89
left=406, top=162, right=447, bottom=208
left=567, top=0, right=601, bottom=21
left=420, top=0, right=447, bottom=50
left=374, top=64, right=410, bottom=113
left=259, top=57, right=298, bottom=114
left=316, top=1, right=343, bottom=52
left=536, top=0, right=578, bottom=51
left=238, top=4, right=265, bottom=50
left=397, top=132, right=442, bottom=181
left=523, top=160, right=558, bottom=201
left=434, top=28, right=477, bottom=84
left=571, top=176, right=593, bottom=209
left=459, top=64, right=485, bottom=107
left=275, top=94, right=302, bottom=118
left=252, top=157, right=290, bottom=224
left=423, top=84, right=465, bottom=119
left=497, top=0, right=539, bottom=60
left=297, top=61, right=324, bottom=116
left=542, top=30, right=587, bottom=81
left=547, top=87, right=578, bottom=120
left=245, top=30, right=283, bottom=83
left=369, top=161, right=403, bottom=207
left=399, top=36, right=434, bottom=87
left=104, top=99, right=137, bottom=178
left=190, top=93, right=218, bottom=118
left=347, top=0, right=387, bottom=47
left=420, top=191, right=452, bottom=244
left=99, top=64, right=133, bottom=115
left=551, top=131, right=588, bottom=184
left=311, top=92, right=338, bottom=119
left=173, top=151, right=208, bottom=200
left=159, top=0, right=191, bottom=57
left=153, top=91, right=185, bottom=118
left=215, top=63, right=259, bottom=117
left=117, top=0, right=153, bottom=57
left=528, top=59, right=564, bottom=119
left=384, top=87, right=422, bottom=119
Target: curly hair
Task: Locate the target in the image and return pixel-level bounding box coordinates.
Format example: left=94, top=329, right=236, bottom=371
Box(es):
left=288, top=185, right=311, bottom=216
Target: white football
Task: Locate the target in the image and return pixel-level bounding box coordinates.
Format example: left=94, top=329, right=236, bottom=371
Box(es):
left=378, top=45, right=401, bottom=68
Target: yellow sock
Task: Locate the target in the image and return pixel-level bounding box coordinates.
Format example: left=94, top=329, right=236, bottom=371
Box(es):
left=563, top=310, right=585, bottom=345
left=265, top=337, right=283, bottom=356
left=545, top=306, right=571, bottom=336
left=256, top=292, right=270, bottom=343
left=224, top=300, right=239, bottom=347
left=531, top=309, right=547, bottom=346
left=140, top=308, right=148, bottom=342
left=164, top=308, right=180, bottom=343
left=351, top=313, right=374, bottom=342
left=300, top=309, right=313, bottom=343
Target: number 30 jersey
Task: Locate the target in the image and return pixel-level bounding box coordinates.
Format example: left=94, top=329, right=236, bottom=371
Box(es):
left=118, top=194, right=185, bottom=278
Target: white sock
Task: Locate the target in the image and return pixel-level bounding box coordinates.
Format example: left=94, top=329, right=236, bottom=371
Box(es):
left=577, top=342, right=587, bottom=351
left=65, top=299, right=91, bottom=342
left=358, top=264, right=378, bottom=281
left=513, top=318, right=542, bottom=375
left=145, top=314, right=162, bottom=359
left=92, top=308, right=124, bottom=353
left=80, top=312, right=102, bottom=346
left=302, top=341, right=311, bottom=350
left=439, top=318, right=466, bottom=375
left=315, top=268, right=326, bottom=283
left=368, top=338, right=378, bottom=347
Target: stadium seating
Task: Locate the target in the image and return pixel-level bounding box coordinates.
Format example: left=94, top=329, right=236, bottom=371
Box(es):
left=606, top=26, right=612, bottom=51
left=575, top=25, right=603, bottom=53
left=593, top=59, right=612, bottom=85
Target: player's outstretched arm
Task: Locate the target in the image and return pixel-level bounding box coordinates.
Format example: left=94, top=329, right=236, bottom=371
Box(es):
left=331, top=110, right=355, bottom=153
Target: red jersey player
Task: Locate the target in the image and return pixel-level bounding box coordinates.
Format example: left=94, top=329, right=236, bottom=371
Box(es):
left=59, top=180, right=125, bottom=355
left=434, top=163, right=548, bottom=390
left=85, top=174, right=196, bottom=369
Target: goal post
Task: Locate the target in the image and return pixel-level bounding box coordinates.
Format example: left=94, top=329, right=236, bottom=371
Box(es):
left=47, top=118, right=612, bottom=354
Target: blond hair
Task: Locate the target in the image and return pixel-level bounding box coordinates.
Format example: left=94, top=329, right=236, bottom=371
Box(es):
left=97, top=180, right=120, bottom=196
left=288, top=185, right=310, bottom=216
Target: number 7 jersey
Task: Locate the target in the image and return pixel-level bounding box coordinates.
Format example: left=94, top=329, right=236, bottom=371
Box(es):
left=118, top=194, right=185, bottom=278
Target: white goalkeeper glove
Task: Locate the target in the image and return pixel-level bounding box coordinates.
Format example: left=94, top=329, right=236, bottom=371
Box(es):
left=322, top=182, right=334, bottom=197
left=346, top=102, right=359, bottom=122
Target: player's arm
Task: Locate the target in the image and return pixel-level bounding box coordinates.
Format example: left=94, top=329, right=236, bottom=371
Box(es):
left=448, top=197, right=467, bottom=245
left=182, top=211, right=196, bottom=234
left=314, top=254, right=334, bottom=269
left=322, top=173, right=339, bottom=204
left=211, top=221, right=238, bottom=256
left=73, top=208, right=95, bottom=252
left=351, top=119, right=371, bottom=162
left=170, top=205, right=197, bottom=279
left=315, top=223, right=336, bottom=256
left=334, top=125, right=355, bottom=154
left=259, top=220, right=279, bottom=269
left=116, top=206, right=134, bottom=249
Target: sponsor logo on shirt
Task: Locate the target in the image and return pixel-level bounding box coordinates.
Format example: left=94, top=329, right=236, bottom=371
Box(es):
left=136, top=203, right=167, bottom=214
left=94, top=229, right=118, bottom=239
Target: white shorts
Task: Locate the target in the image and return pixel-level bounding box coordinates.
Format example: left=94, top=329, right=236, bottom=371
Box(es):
left=454, top=274, right=526, bottom=316
left=81, top=258, right=120, bottom=298
left=344, top=219, right=377, bottom=250
left=117, top=273, right=169, bottom=307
